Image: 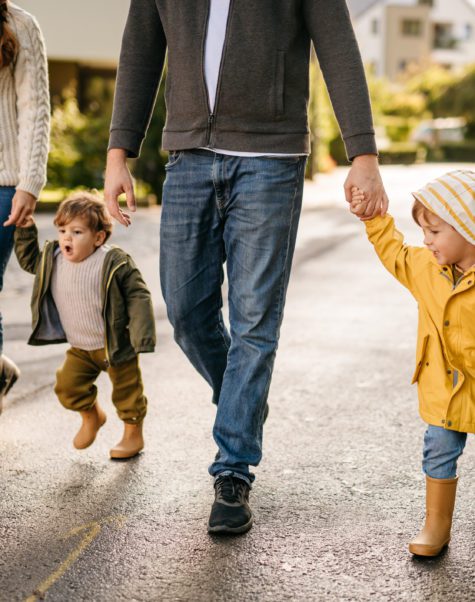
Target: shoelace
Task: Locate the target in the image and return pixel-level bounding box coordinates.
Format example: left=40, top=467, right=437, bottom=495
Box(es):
left=215, top=476, right=245, bottom=504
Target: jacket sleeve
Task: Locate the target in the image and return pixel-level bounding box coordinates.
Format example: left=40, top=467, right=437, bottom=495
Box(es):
left=14, top=13, right=50, bottom=198
left=364, top=215, right=426, bottom=293
left=120, top=258, right=156, bottom=353
left=14, top=224, right=42, bottom=275
left=108, top=0, right=167, bottom=158
left=302, top=0, right=376, bottom=160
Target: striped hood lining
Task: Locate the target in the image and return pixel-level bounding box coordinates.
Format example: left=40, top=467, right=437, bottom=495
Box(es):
left=412, top=170, right=475, bottom=244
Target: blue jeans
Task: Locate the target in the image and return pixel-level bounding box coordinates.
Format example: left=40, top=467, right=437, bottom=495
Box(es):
left=422, top=425, right=467, bottom=479
left=0, top=187, right=16, bottom=355
left=160, top=150, right=306, bottom=483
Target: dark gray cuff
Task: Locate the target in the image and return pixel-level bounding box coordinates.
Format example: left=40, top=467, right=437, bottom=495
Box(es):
left=344, top=133, right=378, bottom=162
left=108, top=129, right=145, bottom=159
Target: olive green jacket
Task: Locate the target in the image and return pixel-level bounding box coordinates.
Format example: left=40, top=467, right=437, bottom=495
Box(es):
left=14, top=224, right=156, bottom=366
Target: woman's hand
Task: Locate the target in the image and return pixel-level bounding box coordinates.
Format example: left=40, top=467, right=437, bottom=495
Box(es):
left=3, top=189, right=37, bottom=227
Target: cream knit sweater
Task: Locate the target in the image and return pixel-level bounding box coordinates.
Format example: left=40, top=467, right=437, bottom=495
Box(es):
left=0, top=3, right=50, bottom=199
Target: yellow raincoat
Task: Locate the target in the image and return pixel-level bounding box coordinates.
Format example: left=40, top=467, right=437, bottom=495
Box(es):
left=365, top=214, right=475, bottom=433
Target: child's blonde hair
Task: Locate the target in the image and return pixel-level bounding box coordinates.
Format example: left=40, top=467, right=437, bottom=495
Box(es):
left=54, top=192, right=113, bottom=242
left=411, top=199, right=441, bottom=227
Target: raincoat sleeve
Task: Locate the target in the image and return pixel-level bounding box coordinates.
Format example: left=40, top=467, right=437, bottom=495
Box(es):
left=13, top=223, right=42, bottom=275
left=364, top=214, right=425, bottom=293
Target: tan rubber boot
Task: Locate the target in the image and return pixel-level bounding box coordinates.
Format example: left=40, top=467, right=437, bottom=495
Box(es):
left=73, top=403, right=107, bottom=449
left=0, top=355, right=20, bottom=415
left=409, top=475, right=458, bottom=557
left=110, top=422, right=144, bottom=460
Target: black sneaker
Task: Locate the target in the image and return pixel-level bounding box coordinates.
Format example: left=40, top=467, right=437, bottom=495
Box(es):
left=208, top=475, right=253, bottom=535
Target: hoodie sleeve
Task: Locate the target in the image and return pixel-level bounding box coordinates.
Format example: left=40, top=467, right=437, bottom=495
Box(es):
left=108, top=0, right=167, bottom=158
left=302, top=0, right=377, bottom=160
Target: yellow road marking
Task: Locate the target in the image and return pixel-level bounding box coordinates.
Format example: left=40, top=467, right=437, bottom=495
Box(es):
left=25, top=515, right=126, bottom=602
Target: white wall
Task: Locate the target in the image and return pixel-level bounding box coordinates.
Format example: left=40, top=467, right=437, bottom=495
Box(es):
left=353, top=3, right=386, bottom=77
left=431, top=0, right=475, bottom=68
left=15, top=1, right=130, bottom=65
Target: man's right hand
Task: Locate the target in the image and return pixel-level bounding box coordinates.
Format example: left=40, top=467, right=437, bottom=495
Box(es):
left=104, top=148, right=136, bottom=227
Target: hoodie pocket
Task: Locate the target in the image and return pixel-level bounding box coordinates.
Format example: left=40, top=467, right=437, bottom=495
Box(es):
left=411, top=335, right=430, bottom=384
left=274, top=51, right=285, bottom=119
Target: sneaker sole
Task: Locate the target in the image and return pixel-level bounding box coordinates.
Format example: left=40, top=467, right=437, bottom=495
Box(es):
left=208, top=517, right=253, bottom=535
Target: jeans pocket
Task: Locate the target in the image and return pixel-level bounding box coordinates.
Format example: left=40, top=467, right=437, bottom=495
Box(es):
left=165, top=151, right=184, bottom=170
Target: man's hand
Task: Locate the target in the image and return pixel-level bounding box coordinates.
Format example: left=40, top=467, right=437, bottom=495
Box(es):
left=4, top=190, right=37, bottom=227
left=104, top=148, right=136, bottom=227
left=344, top=154, right=388, bottom=221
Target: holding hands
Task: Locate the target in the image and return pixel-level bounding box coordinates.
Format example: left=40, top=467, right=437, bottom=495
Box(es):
left=344, top=155, right=388, bottom=220
left=350, top=186, right=369, bottom=219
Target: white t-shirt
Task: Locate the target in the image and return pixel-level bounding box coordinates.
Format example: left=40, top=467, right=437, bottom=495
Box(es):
left=203, top=0, right=304, bottom=157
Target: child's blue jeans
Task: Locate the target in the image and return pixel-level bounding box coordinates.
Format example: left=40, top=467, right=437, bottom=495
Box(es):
left=423, top=425, right=467, bottom=479
left=0, top=187, right=16, bottom=355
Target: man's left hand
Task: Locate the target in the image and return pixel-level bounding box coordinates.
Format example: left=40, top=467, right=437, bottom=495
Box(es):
left=3, top=189, right=37, bottom=227
left=344, top=154, right=388, bottom=220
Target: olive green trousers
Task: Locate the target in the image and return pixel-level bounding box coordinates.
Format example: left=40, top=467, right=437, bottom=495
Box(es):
left=55, top=347, right=147, bottom=424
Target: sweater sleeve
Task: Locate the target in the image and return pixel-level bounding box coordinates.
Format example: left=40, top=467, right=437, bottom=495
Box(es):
left=364, top=215, right=427, bottom=293
left=302, top=0, right=376, bottom=161
left=14, top=13, right=50, bottom=199
left=109, top=0, right=167, bottom=158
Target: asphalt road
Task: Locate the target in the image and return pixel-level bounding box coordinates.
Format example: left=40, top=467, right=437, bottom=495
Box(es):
left=1, top=164, right=475, bottom=601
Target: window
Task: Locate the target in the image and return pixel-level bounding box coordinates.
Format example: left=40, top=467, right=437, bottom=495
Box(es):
left=465, top=24, right=473, bottom=41
left=433, top=23, right=457, bottom=49
left=371, top=19, right=379, bottom=34
left=402, top=19, right=423, bottom=36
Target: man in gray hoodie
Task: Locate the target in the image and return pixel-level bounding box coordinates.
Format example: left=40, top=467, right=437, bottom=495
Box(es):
left=105, top=0, right=387, bottom=535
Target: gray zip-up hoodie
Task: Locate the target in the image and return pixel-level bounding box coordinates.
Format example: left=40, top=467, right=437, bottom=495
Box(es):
left=109, top=0, right=376, bottom=160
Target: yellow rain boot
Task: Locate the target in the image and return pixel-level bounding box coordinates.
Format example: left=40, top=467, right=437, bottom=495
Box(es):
left=409, top=475, right=458, bottom=557
left=110, top=422, right=144, bottom=460
left=73, top=403, right=107, bottom=449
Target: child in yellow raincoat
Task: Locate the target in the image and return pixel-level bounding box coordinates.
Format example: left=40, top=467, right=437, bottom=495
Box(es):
left=351, top=170, right=475, bottom=558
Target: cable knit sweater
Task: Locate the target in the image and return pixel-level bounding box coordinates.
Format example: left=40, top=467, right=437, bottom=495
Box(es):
left=0, top=3, right=50, bottom=199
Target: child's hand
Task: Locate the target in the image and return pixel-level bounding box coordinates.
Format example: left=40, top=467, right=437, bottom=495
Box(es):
left=16, top=216, right=35, bottom=228
left=349, top=186, right=368, bottom=219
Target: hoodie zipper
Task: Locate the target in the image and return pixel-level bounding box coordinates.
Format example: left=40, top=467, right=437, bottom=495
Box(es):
left=202, top=0, right=234, bottom=146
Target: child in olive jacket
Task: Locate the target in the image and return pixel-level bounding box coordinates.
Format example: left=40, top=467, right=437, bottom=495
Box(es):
left=351, top=170, right=475, bottom=558
left=14, top=192, right=156, bottom=459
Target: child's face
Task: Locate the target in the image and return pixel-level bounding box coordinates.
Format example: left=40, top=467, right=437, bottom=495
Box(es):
left=57, top=217, right=106, bottom=263
left=419, top=213, right=475, bottom=271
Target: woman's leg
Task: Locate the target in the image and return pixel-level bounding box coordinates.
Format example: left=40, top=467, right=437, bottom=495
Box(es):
left=0, top=187, right=16, bottom=355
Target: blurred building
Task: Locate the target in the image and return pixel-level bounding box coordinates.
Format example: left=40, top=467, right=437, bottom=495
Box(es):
left=348, top=0, right=475, bottom=79
left=16, top=1, right=130, bottom=108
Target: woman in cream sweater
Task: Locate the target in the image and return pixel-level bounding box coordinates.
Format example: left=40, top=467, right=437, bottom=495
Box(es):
left=0, top=0, right=50, bottom=410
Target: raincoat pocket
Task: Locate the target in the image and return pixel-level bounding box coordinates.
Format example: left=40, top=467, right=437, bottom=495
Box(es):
left=411, top=335, right=429, bottom=384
